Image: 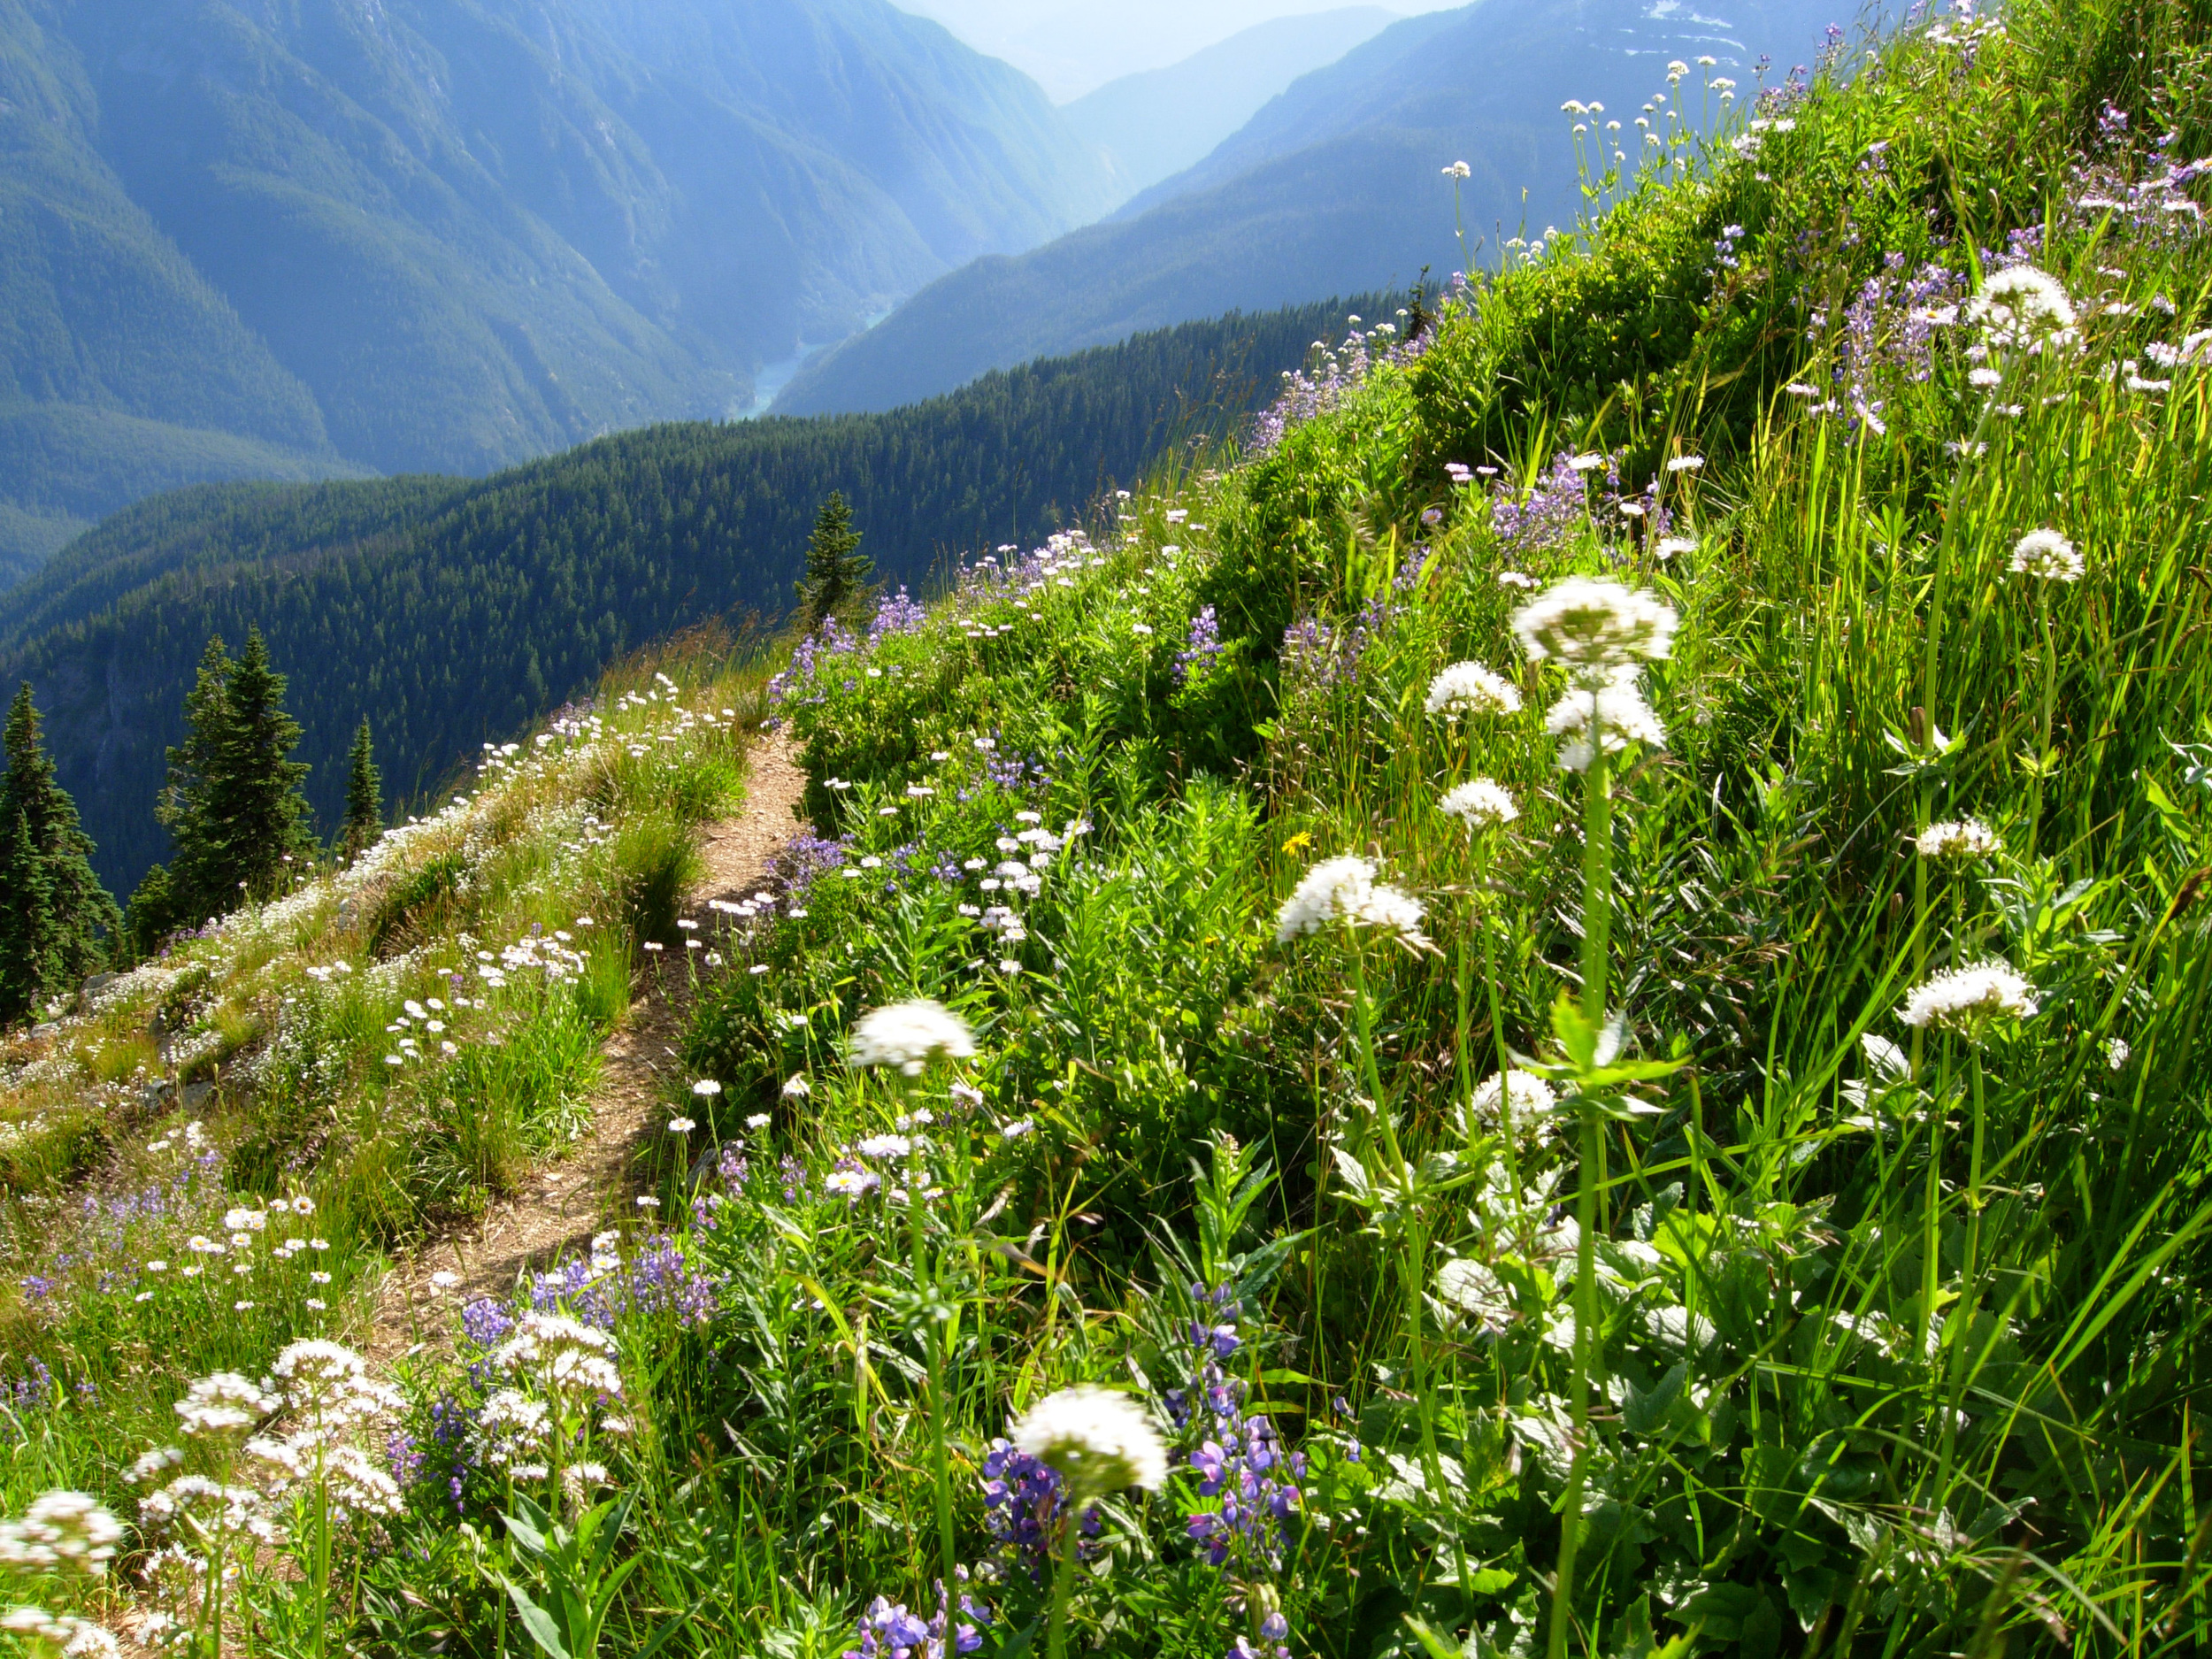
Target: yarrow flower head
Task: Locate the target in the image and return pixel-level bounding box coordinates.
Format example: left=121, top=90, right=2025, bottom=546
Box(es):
left=1274, top=856, right=1427, bottom=946
left=1009, top=1386, right=1169, bottom=1503
left=2008, top=529, right=2083, bottom=582
left=1440, top=778, right=1518, bottom=830
left=847, top=1001, right=976, bottom=1077
left=1512, top=577, right=1678, bottom=683
left=1424, top=661, right=1521, bottom=721
left=1916, top=818, right=2001, bottom=863
left=1899, top=961, right=2038, bottom=1034
left=1967, top=265, right=2078, bottom=350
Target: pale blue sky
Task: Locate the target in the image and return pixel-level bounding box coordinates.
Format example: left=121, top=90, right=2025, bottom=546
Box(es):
left=897, top=0, right=1471, bottom=100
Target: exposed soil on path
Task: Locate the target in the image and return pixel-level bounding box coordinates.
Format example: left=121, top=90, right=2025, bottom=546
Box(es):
left=368, top=731, right=806, bottom=1363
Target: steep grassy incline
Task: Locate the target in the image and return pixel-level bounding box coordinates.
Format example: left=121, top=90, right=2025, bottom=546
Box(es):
left=0, top=296, right=1386, bottom=892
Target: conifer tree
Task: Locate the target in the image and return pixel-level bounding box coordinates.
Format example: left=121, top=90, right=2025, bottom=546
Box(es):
left=795, top=491, right=872, bottom=630
left=0, top=683, right=119, bottom=1017
left=159, top=629, right=316, bottom=925
left=0, top=808, right=56, bottom=1025
left=340, top=718, right=383, bottom=864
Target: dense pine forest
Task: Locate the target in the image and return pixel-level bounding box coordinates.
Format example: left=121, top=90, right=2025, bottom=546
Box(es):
left=0, top=297, right=1386, bottom=893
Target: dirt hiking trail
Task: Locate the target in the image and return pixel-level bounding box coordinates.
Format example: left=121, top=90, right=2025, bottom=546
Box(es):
left=369, top=731, right=804, bottom=1362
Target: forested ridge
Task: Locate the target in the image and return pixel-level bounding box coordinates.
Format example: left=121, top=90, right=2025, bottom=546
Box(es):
left=1, top=296, right=1389, bottom=891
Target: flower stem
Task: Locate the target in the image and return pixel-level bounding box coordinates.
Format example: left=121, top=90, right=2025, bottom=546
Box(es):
left=1550, top=745, right=1614, bottom=1659
left=1045, top=1501, right=1083, bottom=1659
left=2030, top=587, right=2055, bottom=859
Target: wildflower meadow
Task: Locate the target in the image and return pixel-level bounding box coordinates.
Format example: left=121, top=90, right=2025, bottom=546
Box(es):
left=1, top=0, right=2209, bottom=1655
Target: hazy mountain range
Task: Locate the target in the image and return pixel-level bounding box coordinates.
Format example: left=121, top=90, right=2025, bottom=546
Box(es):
left=775, top=0, right=1850, bottom=416
left=1064, top=7, right=1399, bottom=198
left=0, top=0, right=1117, bottom=576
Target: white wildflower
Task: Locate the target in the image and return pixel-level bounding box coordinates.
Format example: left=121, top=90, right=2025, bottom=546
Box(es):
left=1916, top=818, right=2001, bottom=862
left=1899, top=961, right=2038, bottom=1032
left=0, top=1493, right=124, bottom=1574
left=1440, top=778, right=1519, bottom=830
left=1543, top=668, right=1667, bottom=772
left=1009, top=1386, right=1169, bottom=1501
left=1275, top=856, right=1428, bottom=946
left=2104, top=1037, right=2131, bottom=1070
left=2008, top=528, right=2083, bottom=582
left=1513, top=578, right=1678, bottom=680
left=846, top=1000, right=977, bottom=1076
left=1967, top=265, right=2078, bottom=350
left=1425, top=661, right=1522, bottom=720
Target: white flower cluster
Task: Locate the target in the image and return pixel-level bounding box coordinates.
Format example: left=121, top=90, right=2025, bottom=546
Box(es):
left=1425, top=661, right=1522, bottom=721
left=1967, top=265, right=2078, bottom=351
left=136, top=1476, right=278, bottom=1548
left=1512, top=577, right=1678, bottom=674
left=1, top=1606, right=119, bottom=1658
left=1915, top=818, right=2001, bottom=862
left=0, top=1492, right=123, bottom=1575
left=1513, top=579, right=1677, bottom=772
left=2008, top=528, right=2084, bottom=583
left=1899, top=961, right=2039, bottom=1032
left=495, top=1312, right=625, bottom=1404
left=1009, top=1385, right=1169, bottom=1501
left=174, top=1372, right=277, bottom=1440
left=1543, top=671, right=1668, bottom=773
left=474, top=1390, right=554, bottom=1478
left=1441, top=778, right=1519, bottom=830
left=1275, top=856, right=1427, bottom=946
left=847, top=1000, right=977, bottom=1076
left=1468, top=1069, right=1559, bottom=1128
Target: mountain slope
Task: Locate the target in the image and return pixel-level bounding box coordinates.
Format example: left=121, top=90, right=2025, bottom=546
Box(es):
left=0, top=0, right=1112, bottom=580
left=1064, top=7, right=1400, bottom=200
left=0, top=296, right=1386, bottom=892
left=775, top=0, right=1845, bottom=416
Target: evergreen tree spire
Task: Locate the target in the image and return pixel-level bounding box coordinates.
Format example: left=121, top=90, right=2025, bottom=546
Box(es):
left=795, top=491, right=872, bottom=631
left=0, top=683, right=119, bottom=1015
left=158, top=629, right=316, bottom=925
left=0, top=806, right=55, bottom=1026
left=341, top=718, right=383, bottom=864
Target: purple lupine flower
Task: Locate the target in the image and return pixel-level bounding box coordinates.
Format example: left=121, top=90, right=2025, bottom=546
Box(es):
left=868, top=588, right=928, bottom=642
left=1249, top=316, right=1434, bottom=454
left=388, top=1429, right=426, bottom=1489
left=980, top=1440, right=1101, bottom=1575
left=843, top=1574, right=992, bottom=1659
left=1173, top=1284, right=1306, bottom=1573
left=1174, top=606, right=1222, bottom=687
left=460, top=1299, right=516, bottom=1349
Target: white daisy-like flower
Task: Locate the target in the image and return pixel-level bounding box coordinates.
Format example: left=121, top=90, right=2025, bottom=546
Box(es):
left=1543, top=669, right=1667, bottom=772
left=781, top=1074, right=810, bottom=1099
left=825, top=1168, right=879, bottom=1201
left=1440, top=778, right=1519, bottom=829
left=856, top=1134, right=913, bottom=1160
left=1275, top=856, right=1428, bottom=946
left=746, top=1112, right=772, bottom=1128
left=692, top=1078, right=723, bottom=1097
left=1915, top=818, right=2001, bottom=862
left=847, top=1000, right=977, bottom=1076
left=1967, top=265, right=2078, bottom=349
left=1425, top=661, right=1522, bottom=720
left=1513, top=578, right=1678, bottom=680
left=1666, top=456, right=1704, bottom=472
left=1898, top=961, right=2038, bottom=1032
left=1009, top=1385, right=1170, bottom=1502
left=667, top=1118, right=695, bottom=1134
left=2008, top=528, right=2083, bottom=582
left=1654, top=537, right=1696, bottom=562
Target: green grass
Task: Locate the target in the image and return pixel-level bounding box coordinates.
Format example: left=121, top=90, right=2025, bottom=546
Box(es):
left=2, top=0, right=2210, bottom=1655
